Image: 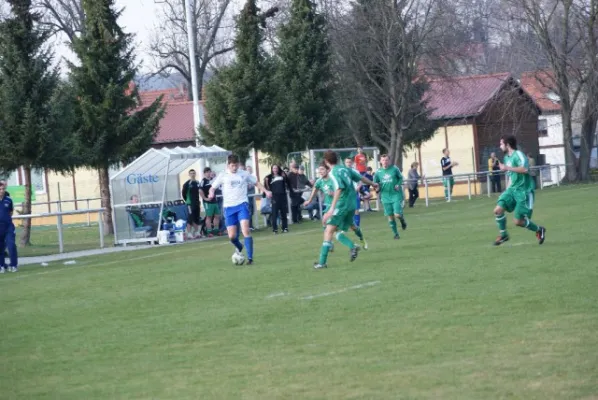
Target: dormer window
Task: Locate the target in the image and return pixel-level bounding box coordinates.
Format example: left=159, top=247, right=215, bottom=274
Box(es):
left=546, top=91, right=560, bottom=103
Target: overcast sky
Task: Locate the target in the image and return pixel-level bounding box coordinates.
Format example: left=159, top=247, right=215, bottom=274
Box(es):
left=53, top=0, right=160, bottom=74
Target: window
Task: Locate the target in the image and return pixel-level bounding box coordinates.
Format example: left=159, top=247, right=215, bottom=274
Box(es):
left=31, top=169, right=46, bottom=194
left=538, top=119, right=548, bottom=137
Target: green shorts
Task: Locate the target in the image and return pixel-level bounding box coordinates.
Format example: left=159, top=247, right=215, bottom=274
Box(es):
left=443, top=177, right=454, bottom=187
left=327, top=208, right=355, bottom=232
left=497, top=189, right=534, bottom=220
left=204, top=202, right=221, bottom=217
left=383, top=200, right=404, bottom=216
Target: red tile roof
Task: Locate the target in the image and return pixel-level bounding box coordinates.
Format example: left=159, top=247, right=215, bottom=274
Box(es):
left=153, top=101, right=203, bottom=144
left=520, top=71, right=561, bottom=113
left=139, top=87, right=189, bottom=107
left=425, top=73, right=511, bottom=120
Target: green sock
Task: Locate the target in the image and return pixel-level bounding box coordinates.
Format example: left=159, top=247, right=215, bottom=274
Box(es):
left=524, top=218, right=539, bottom=232
left=353, top=227, right=364, bottom=241
left=444, top=188, right=448, bottom=199
left=495, top=214, right=507, bottom=237
left=319, top=241, right=333, bottom=265
left=389, top=220, right=398, bottom=235
left=336, top=232, right=355, bottom=249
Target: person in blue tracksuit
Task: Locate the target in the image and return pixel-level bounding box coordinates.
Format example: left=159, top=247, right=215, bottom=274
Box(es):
left=0, top=182, right=18, bottom=273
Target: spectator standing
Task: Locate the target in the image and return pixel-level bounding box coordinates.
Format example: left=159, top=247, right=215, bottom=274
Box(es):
left=488, top=152, right=502, bottom=193
left=181, top=169, right=201, bottom=238
left=407, top=162, right=422, bottom=207
left=360, top=166, right=374, bottom=211
left=527, top=153, right=537, bottom=190
left=440, top=148, right=459, bottom=202
left=287, top=162, right=312, bottom=223
left=354, top=146, right=368, bottom=175
left=0, top=183, right=18, bottom=273
left=199, top=167, right=221, bottom=237
left=264, top=165, right=290, bottom=233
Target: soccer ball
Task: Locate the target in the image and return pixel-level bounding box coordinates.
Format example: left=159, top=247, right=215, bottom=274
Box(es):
left=232, top=252, right=246, bottom=265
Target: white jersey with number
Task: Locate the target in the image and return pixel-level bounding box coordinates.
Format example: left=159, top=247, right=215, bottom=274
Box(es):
left=211, top=169, right=257, bottom=208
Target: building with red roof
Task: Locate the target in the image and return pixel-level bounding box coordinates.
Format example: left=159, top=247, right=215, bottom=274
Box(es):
left=403, top=72, right=540, bottom=196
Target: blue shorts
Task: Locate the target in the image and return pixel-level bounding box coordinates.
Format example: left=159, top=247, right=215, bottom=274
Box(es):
left=223, top=202, right=251, bottom=227
left=355, top=193, right=361, bottom=209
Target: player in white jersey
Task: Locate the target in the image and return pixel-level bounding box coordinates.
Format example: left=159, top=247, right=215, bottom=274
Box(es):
left=209, top=155, right=272, bottom=264
left=344, top=157, right=363, bottom=227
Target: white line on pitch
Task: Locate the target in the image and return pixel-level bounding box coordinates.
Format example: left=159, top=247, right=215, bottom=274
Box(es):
left=301, top=280, right=381, bottom=300
left=266, top=292, right=288, bottom=299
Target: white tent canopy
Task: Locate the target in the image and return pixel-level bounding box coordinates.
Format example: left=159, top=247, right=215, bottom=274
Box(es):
left=110, top=145, right=231, bottom=245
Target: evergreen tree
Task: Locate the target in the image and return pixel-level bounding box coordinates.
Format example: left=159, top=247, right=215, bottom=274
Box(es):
left=0, top=0, right=79, bottom=246
left=201, top=0, right=274, bottom=164
left=264, top=0, right=339, bottom=159
left=69, top=0, right=164, bottom=234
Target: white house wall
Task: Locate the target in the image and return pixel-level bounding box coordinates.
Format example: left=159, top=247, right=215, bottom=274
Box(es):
left=538, top=113, right=565, bottom=185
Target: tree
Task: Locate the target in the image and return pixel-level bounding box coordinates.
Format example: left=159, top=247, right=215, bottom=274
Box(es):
left=200, top=0, right=275, bottom=164
left=506, top=0, right=598, bottom=181
left=332, top=0, right=444, bottom=167
left=34, top=0, right=84, bottom=42
left=263, top=0, right=340, bottom=160
left=0, top=0, right=79, bottom=246
left=148, top=0, right=235, bottom=100
left=69, top=0, right=165, bottom=234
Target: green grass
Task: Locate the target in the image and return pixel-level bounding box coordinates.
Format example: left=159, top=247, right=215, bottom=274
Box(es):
left=2, top=185, right=598, bottom=399
left=14, top=224, right=113, bottom=258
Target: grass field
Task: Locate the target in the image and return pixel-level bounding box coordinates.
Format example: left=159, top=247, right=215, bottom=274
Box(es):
left=14, top=224, right=112, bottom=258
left=2, top=185, right=598, bottom=399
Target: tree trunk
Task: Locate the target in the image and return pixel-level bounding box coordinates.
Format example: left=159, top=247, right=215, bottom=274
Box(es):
left=98, top=167, right=114, bottom=235
left=560, top=108, right=578, bottom=182
left=19, top=166, right=33, bottom=247
left=578, top=113, right=597, bottom=182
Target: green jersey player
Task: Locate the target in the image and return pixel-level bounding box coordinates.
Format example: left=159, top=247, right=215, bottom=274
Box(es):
left=314, top=151, right=377, bottom=269
left=373, top=154, right=407, bottom=239
left=493, top=135, right=546, bottom=245
left=304, top=164, right=335, bottom=214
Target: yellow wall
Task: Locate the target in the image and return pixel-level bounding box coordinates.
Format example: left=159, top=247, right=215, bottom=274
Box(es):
left=418, top=124, right=475, bottom=177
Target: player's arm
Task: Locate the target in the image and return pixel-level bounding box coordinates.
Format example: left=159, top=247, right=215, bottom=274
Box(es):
left=181, top=181, right=188, bottom=199
left=304, top=181, right=320, bottom=206
left=253, top=177, right=272, bottom=198
left=500, top=153, right=529, bottom=174
left=208, top=176, right=223, bottom=200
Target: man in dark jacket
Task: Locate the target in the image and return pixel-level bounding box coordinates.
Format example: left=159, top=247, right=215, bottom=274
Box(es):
left=181, top=169, right=201, bottom=239
left=264, top=165, right=290, bottom=233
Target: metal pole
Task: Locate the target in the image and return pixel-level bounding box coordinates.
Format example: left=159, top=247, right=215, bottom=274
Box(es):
left=424, top=178, right=429, bottom=207
left=487, top=172, right=491, bottom=197
left=185, top=0, right=202, bottom=145
left=86, top=199, right=91, bottom=226
left=157, top=159, right=171, bottom=238
left=56, top=183, right=64, bottom=253
left=556, top=165, right=561, bottom=186
left=99, top=211, right=105, bottom=248
left=309, top=149, right=316, bottom=180
left=467, top=176, right=471, bottom=200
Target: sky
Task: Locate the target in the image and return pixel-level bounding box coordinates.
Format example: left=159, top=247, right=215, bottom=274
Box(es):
left=54, top=0, right=160, bottom=73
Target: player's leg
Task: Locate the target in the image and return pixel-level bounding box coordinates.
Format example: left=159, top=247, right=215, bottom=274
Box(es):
left=314, top=224, right=336, bottom=269
left=493, top=191, right=513, bottom=245
left=449, top=177, right=455, bottom=197
left=395, top=200, right=407, bottom=230
left=513, top=191, right=546, bottom=244
left=238, top=203, right=255, bottom=263
left=212, top=206, right=221, bottom=236
left=350, top=221, right=367, bottom=250
left=224, top=206, right=243, bottom=253
left=6, top=224, right=17, bottom=272
left=443, top=178, right=449, bottom=200
left=353, top=194, right=361, bottom=227
left=204, top=204, right=214, bottom=236
left=334, top=212, right=360, bottom=261
left=280, top=197, right=289, bottom=233
left=191, top=204, right=201, bottom=237
left=383, top=202, right=399, bottom=238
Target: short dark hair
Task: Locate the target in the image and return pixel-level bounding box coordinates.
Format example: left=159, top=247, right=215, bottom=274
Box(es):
left=227, top=154, right=239, bottom=164
left=442, top=148, right=448, bottom=154
left=319, top=162, right=329, bottom=170
left=203, top=167, right=211, bottom=174
left=323, top=150, right=338, bottom=165
left=380, top=154, right=389, bottom=159
left=189, top=169, right=196, bottom=173
left=501, top=135, right=518, bottom=150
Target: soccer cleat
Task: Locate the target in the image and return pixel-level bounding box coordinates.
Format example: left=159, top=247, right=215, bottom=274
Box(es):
left=9, top=267, right=17, bottom=273
left=493, top=235, right=509, bottom=246
left=313, top=262, right=327, bottom=269
left=360, top=239, right=368, bottom=250
left=536, top=227, right=546, bottom=245
left=394, top=234, right=400, bottom=240
left=273, top=230, right=278, bottom=235
left=0, top=267, right=5, bottom=274
left=247, top=259, right=253, bottom=265
left=282, top=229, right=289, bottom=233
left=400, top=220, right=407, bottom=230
left=349, top=245, right=361, bottom=262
